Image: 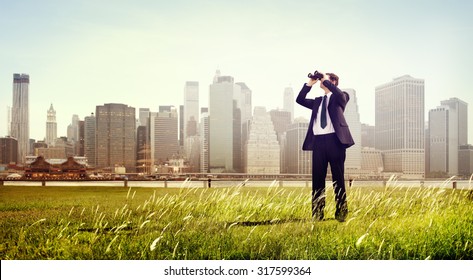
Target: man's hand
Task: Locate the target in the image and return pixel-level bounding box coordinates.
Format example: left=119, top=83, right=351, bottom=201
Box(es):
left=307, top=78, right=318, bottom=87
left=320, top=72, right=328, bottom=83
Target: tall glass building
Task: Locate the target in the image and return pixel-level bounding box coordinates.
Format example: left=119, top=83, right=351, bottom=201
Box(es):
left=84, top=113, right=96, bottom=168
left=343, top=88, right=362, bottom=171
left=184, top=81, right=199, bottom=139
left=95, top=103, right=136, bottom=172
left=209, top=72, right=241, bottom=173
left=11, top=73, right=30, bottom=164
left=149, top=107, right=178, bottom=166
left=375, top=75, right=425, bottom=178
left=428, top=98, right=468, bottom=176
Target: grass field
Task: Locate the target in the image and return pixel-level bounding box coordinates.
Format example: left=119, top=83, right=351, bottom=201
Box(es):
left=1, top=181, right=472, bottom=260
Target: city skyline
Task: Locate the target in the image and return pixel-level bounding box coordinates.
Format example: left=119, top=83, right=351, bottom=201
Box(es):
left=1, top=1, right=473, bottom=143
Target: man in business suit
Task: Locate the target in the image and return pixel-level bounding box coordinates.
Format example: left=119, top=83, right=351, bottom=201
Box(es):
left=296, top=72, right=354, bottom=222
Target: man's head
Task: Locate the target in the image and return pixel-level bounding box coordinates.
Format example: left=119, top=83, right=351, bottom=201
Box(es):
left=326, top=73, right=339, bottom=86
left=320, top=72, right=339, bottom=91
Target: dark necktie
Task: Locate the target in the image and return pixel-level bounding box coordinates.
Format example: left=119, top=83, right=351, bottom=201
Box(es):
left=321, top=95, right=327, bottom=128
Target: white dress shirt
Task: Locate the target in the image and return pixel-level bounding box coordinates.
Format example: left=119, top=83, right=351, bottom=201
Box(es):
left=313, top=92, right=335, bottom=135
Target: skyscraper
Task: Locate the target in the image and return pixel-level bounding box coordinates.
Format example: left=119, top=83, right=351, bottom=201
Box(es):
left=184, top=81, right=199, bottom=140
left=441, top=98, right=468, bottom=146
left=0, top=137, right=18, bottom=164
left=179, top=105, right=184, bottom=147
left=244, top=107, right=280, bottom=174
left=139, top=108, right=150, bottom=127
left=95, top=104, right=136, bottom=172
left=459, top=145, right=473, bottom=177
left=269, top=109, right=292, bottom=172
left=428, top=98, right=468, bottom=176
left=361, top=123, right=375, bottom=148
left=11, top=73, right=30, bottom=164
left=200, top=108, right=209, bottom=173
left=343, top=88, right=362, bottom=171
left=67, top=114, right=80, bottom=142
left=269, top=109, right=292, bottom=143
left=285, top=118, right=312, bottom=174
left=149, top=107, right=178, bottom=166
left=136, top=125, right=150, bottom=174
left=375, top=75, right=425, bottom=178
left=209, top=72, right=241, bottom=172
left=283, top=87, right=295, bottom=122
left=46, top=104, right=57, bottom=147
left=235, top=82, right=253, bottom=125
left=84, top=113, right=96, bottom=167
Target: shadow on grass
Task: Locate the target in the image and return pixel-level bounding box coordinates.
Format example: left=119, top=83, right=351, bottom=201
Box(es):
left=226, top=218, right=308, bottom=227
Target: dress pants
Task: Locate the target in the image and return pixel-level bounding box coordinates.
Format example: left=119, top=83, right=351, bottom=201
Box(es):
left=311, top=133, right=347, bottom=219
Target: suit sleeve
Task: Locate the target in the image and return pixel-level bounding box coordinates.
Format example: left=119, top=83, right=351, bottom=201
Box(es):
left=296, top=84, right=315, bottom=109
left=322, top=80, right=349, bottom=106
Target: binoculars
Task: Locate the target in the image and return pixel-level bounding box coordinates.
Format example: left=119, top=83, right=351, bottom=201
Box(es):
left=308, top=70, right=323, bottom=80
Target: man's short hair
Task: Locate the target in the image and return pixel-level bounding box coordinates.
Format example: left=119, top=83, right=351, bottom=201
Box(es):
left=327, top=73, right=339, bottom=86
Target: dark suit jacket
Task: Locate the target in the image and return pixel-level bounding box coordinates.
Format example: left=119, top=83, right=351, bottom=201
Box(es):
left=296, top=80, right=355, bottom=150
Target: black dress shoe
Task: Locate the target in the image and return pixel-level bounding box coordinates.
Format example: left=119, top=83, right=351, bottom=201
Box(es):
left=335, top=204, right=348, bottom=222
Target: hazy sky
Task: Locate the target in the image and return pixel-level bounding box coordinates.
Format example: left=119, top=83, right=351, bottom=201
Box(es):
left=1, top=0, right=472, bottom=143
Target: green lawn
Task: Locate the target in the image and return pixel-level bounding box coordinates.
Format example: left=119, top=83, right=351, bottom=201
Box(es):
left=1, top=184, right=472, bottom=260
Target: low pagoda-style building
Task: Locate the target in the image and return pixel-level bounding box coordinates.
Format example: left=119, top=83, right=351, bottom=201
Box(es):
left=24, top=156, right=88, bottom=180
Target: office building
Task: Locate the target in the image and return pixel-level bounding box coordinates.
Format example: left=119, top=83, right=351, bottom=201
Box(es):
left=46, top=104, right=57, bottom=147
left=67, top=114, right=80, bottom=143
left=233, top=101, right=242, bottom=172
left=149, top=107, right=178, bottom=167
left=200, top=109, right=209, bottom=173
left=343, top=88, right=362, bottom=171
left=285, top=118, right=311, bottom=174
left=361, top=123, right=375, bottom=148
left=428, top=98, right=468, bottom=176
left=139, top=108, right=150, bottom=127
left=209, top=71, right=241, bottom=172
left=361, top=147, right=384, bottom=175
left=0, top=137, right=18, bottom=164
left=184, top=81, right=199, bottom=139
left=84, top=113, right=96, bottom=167
left=375, top=75, right=425, bottom=178
left=441, top=98, right=468, bottom=146
left=244, top=107, right=280, bottom=174
left=235, top=82, right=253, bottom=125
left=179, top=105, right=184, bottom=147
left=10, top=73, right=30, bottom=164
left=95, top=104, right=136, bottom=172
left=459, top=145, right=473, bottom=177
left=283, top=87, right=295, bottom=122
left=136, top=125, right=150, bottom=174
left=269, top=109, right=292, bottom=143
